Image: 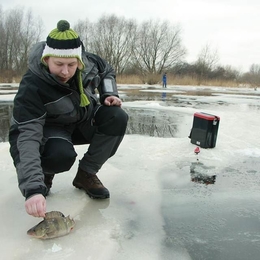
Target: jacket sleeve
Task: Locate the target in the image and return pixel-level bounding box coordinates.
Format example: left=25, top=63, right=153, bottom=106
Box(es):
left=9, top=75, right=48, bottom=199
left=12, top=119, right=47, bottom=199
left=85, top=52, right=119, bottom=104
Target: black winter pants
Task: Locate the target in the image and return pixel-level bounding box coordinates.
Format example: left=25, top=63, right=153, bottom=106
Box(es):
left=41, top=105, right=128, bottom=174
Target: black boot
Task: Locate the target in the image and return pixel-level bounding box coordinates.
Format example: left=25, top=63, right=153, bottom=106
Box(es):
left=44, top=174, right=54, bottom=195
left=72, top=167, right=110, bottom=199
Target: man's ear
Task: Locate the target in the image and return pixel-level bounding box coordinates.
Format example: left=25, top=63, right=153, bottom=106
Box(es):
left=43, top=57, right=49, bottom=66
left=78, top=60, right=83, bottom=70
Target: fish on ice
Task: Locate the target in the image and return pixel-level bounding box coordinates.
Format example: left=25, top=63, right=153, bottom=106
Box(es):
left=27, top=211, right=75, bottom=239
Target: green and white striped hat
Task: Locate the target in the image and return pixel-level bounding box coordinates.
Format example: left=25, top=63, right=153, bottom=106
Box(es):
left=41, top=20, right=89, bottom=107
left=41, top=20, right=84, bottom=70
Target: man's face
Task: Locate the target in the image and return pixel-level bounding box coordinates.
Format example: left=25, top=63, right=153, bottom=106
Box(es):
left=45, top=57, right=79, bottom=83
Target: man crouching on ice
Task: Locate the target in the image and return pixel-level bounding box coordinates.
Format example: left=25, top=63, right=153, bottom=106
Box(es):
left=9, top=20, right=128, bottom=218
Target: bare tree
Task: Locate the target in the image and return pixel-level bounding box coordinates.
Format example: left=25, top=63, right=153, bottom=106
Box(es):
left=0, top=6, right=7, bottom=71
left=84, top=15, right=137, bottom=74
left=194, top=43, right=219, bottom=81
left=131, top=19, right=186, bottom=79
left=73, top=18, right=93, bottom=51
left=18, top=9, right=43, bottom=74
left=5, top=7, right=24, bottom=73
left=241, top=64, right=260, bottom=89
left=0, top=6, right=43, bottom=81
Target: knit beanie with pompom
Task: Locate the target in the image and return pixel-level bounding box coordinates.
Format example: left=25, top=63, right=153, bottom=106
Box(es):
left=41, top=20, right=89, bottom=107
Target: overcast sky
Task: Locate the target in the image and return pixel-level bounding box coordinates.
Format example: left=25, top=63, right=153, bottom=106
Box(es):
left=1, top=0, right=260, bottom=72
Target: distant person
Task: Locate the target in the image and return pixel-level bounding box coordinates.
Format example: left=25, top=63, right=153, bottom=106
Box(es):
left=9, top=20, right=128, bottom=218
left=162, top=72, right=167, bottom=88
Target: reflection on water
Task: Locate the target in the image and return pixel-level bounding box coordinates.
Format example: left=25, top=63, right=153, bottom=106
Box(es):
left=0, top=104, right=12, bottom=142
left=2, top=86, right=260, bottom=142
left=190, top=162, right=217, bottom=185
left=161, top=92, right=167, bottom=101
left=0, top=103, right=190, bottom=141
left=123, top=107, right=183, bottom=137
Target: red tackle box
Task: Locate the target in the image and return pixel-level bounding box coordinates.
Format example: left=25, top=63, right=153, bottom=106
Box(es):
left=189, top=112, right=220, bottom=148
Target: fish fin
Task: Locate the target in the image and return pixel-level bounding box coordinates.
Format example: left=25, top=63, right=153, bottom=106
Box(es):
left=45, top=211, right=65, bottom=219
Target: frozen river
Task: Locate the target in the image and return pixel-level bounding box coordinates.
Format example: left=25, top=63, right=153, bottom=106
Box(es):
left=0, top=84, right=260, bottom=259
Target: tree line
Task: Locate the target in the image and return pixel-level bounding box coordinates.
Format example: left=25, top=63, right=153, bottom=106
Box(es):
left=0, top=5, right=259, bottom=87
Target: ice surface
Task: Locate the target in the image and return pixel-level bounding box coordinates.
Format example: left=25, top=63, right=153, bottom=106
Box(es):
left=1, top=85, right=260, bottom=259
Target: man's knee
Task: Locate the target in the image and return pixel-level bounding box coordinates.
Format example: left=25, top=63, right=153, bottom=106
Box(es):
left=95, top=106, right=128, bottom=136
left=41, top=138, right=77, bottom=173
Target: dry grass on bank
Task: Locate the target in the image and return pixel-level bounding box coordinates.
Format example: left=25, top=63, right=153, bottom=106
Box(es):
left=1, top=74, right=243, bottom=88
left=117, top=74, right=240, bottom=87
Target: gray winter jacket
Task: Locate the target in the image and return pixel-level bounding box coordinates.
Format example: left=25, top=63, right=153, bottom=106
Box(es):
left=9, top=41, right=119, bottom=199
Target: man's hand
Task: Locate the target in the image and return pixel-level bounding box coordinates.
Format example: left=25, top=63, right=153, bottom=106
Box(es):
left=25, top=194, right=46, bottom=217
left=104, top=96, right=122, bottom=107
